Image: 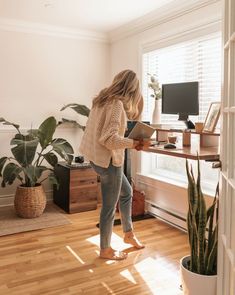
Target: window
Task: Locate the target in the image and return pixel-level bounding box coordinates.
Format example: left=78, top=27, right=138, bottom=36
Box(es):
left=142, top=33, right=222, bottom=194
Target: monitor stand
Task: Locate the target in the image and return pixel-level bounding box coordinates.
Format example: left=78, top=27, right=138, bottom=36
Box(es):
left=184, top=120, right=195, bottom=129
left=178, top=113, right=195, bottom=129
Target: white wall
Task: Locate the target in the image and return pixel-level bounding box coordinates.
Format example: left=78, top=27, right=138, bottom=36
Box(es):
left=109, top=0, right=222, bottom=221
left=0, top=30, right=109, bottom=128
left=0, top=28, right=110, bottom=205
left=110, top=1, right=221, bottom=76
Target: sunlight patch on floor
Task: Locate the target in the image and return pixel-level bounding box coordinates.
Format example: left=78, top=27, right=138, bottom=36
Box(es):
left=101, top=282, right=116, bottom=294
left=66, top=245, right=85, bottom=264
left=86, top=234, right=100, bottom=247
left=120, top=269, right=137, bottom=284
left=134, top=257, right=182, bottom=295
left=86, top=232, right=127, bottom=250
left=106, top=260, right=115, bottom=265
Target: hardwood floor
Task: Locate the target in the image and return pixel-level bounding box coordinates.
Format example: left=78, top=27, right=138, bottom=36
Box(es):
left=0, top=207, right=189, bottom=295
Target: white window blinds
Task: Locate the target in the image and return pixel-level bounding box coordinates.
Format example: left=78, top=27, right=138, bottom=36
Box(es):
left=142, top=33, right=222, bottom=124
left=141, top=33, right=222, bottom=193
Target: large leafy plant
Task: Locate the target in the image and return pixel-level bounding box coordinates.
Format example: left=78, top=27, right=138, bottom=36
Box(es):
left=186, top=158, right=218, bottom=275
left=60, top=103, right=90, bottom=131
left=0, top=116, right=74, bottom=188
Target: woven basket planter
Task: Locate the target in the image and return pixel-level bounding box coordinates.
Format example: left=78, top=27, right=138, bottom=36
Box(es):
left=14, top=184, right=46, bottom=218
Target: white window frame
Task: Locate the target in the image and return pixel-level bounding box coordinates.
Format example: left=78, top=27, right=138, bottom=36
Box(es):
left=138, top=21, right=222, bottom=196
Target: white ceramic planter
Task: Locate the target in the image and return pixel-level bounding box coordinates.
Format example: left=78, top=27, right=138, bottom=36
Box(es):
left=152, top=99, right=161, bottom=124
left=180, top=256, right=217, bottom=295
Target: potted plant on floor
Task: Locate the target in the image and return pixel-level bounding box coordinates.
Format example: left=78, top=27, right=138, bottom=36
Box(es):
left=0, top=116, right=74, bottom=218
left=180, top=158, right=219, bottom=295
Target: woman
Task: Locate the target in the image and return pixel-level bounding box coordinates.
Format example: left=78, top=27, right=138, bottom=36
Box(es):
left=79, top=69, right=150, bottom=260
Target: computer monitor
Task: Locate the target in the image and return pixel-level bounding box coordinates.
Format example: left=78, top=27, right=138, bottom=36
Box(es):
left=162, top=81, right=199, bottom=129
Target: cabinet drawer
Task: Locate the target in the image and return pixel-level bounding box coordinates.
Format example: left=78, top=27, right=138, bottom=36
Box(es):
left=70, top=187, right=97, bottom=202
left=69, top=188, right=97, bottom=213
left=70, top=168, right=97, bottom=187
left=70, top=177, right=97, bottom=187
left=70, top=168, right=97, bottom=179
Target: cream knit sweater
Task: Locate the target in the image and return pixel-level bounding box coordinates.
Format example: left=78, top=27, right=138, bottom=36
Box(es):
left=79, top=99, right=134, bottom=168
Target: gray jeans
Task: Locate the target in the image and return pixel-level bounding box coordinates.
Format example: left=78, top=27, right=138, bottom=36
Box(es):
left=90, top=161, right=133, bottom=249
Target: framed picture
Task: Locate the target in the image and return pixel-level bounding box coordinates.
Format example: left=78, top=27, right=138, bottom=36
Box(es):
left=203, top=102, right=221, bottom=132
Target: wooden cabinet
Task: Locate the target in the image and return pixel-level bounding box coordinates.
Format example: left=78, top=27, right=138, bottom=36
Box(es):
left=53, top=162, right=98, bottom=213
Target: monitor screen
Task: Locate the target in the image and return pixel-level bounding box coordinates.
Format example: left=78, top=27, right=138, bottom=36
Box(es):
left=162, top=82, right=199, bottom=117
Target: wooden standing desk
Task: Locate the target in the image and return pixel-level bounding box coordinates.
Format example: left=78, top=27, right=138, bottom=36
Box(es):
left=147, top=127, right=220, bottom=161
left=146, top=145, right=219, bottom=161
left=141, top=130, right=220, bottom=231
left=142, top=144, right=220, bottom=231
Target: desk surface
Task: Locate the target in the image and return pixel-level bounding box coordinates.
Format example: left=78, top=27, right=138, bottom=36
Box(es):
left=155, top=128, right=220, bottom=136
left=146, top=144, right=219, bottom=160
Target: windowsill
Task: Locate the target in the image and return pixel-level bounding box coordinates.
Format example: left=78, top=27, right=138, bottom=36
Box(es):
left=137, top=171, right=187, bottom=187
left=137, top=171, right=216, bottom=197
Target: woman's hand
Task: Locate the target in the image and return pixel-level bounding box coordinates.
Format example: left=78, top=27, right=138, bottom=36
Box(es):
left=139, top=139, right=152, bottom=150
left=133, top=140, right=142, bottom=151
left=133, top=139, right=152, bottom=151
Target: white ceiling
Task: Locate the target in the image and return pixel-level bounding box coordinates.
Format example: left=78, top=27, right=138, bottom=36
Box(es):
left=0, top=0, right=177, bottom=32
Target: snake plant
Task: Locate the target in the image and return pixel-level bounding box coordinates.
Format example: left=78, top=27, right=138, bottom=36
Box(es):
left=186, top=158, right=218, bottom=275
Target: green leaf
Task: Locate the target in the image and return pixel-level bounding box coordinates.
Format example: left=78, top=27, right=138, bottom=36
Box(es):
left=59, top=118, right=85, bottom=131
left=44, top=152, right=58, bottom=167
left=12, top=133, right=35, bottom=141
left=23, top=165, right=47, bottom=187
left=186, top=160, right=198, bottom=215
left=51, top=138, right=74, bottom=164
left=0, top=117, right=20, bottom=131
left=206, top=223, right=218, bottom=275
left=52, top=138, right=73, bottom=153
left=11, top=134, right=39, bottom=167
left=2, top=163, right=22, bottom=186
left=60, top=103, right=90, bottom=117
left=0, top=157, right=8, bottom=177
left=38, top=116, right=57, bottom=149
left=27, top=129, right=40, bottom=138
left=198, top=189, right=207, bottom=274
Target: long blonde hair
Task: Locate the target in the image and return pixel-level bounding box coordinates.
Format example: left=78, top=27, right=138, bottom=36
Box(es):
left=92, top=69, right=143, bottom=120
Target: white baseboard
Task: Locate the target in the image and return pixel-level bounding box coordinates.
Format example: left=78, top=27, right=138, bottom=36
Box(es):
left=0, top=194, right=14, bottom=207
left=145, top=201, right=187, bottom=231
left=138, top=173, right=213, bottom=231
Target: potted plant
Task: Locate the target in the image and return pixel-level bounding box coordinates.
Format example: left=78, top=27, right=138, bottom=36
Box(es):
left=59, top=103, right=90, bottom=130
left=180, top=158, right=219, bottom=295
left=0, top=116, right=74, bottom=218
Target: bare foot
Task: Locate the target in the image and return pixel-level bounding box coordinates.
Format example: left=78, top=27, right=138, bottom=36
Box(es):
left=100, top=247, right=128, bottom=260
left=124, top=231, right=145, bottom=249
